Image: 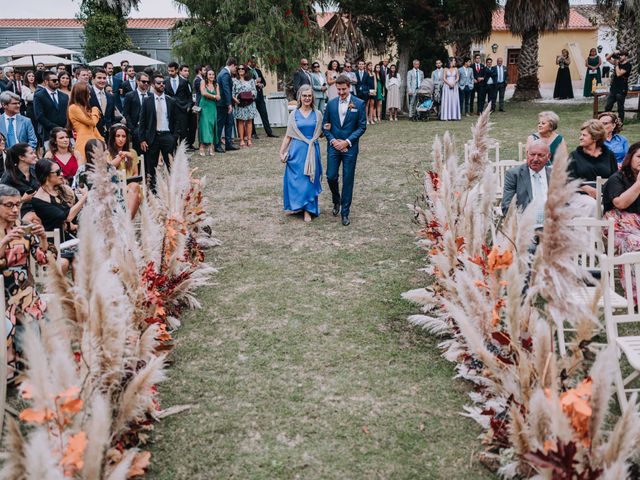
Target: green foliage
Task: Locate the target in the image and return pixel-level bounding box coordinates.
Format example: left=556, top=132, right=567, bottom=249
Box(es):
left=77, top=0, right=134, bottom=61
left=172, top=0, right=325, bottom=78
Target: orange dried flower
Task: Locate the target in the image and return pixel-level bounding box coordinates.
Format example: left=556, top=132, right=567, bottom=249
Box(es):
left=60, top=431, right=87, bottom=477
left=128, top=451, right=151, bottom=477
left=487, top=246, right=513, bottom=273
left=560, top=377, right=593, bottom=448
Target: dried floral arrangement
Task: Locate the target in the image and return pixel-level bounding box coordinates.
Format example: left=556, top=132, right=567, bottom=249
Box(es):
left=0, top=145, right=218, bottom=479
left=404, top=109, right=640, bottom=478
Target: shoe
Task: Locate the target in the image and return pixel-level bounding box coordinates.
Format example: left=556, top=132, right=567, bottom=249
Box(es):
left=252, top=134, right=259, bottom=140
left=341, top=216, right=350, bottom=226
left=199, top=149, right=206, bottom=157
left=208, top=147, right=214, bottom=156
left=226, top=145, right=239, bottom=151
left=267, top=134, right=279, bottom=138
left=303, top=211, right=312, bottom=223
left=247, top=140, right=253, bottom=147
left=215, top=146, right=226, bottom=154
left=499, top=109, right=505, bottom=112
left=332, top=203, right=340, bottom=217
left=186, top=145, right=197, bottom=152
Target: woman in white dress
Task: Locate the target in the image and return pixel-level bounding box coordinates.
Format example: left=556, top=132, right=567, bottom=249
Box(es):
left=385, top=64, right=401, bottom=121
left=325, top=60, right=340, bottom=101
left=440, top=57, right=461, bottom=121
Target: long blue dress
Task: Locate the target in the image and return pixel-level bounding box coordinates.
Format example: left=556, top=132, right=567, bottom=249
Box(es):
left=283, top=110, right=322, bottom=216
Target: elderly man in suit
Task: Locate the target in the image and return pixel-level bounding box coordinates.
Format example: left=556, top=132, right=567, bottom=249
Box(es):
left=406, top=59, right=424, bottom=120
left=0, top=91, right=37, bottom=149
left=89, top=67, right=115, bottom=140
left=215, top=57, right=239, bottom=153
left=501, top=140, right=552, bottom=225
left=123, top=71, right=151, bottom=155
left=292, top=58, right=312, bottom=98
left=494, top=58, right=508, bottom=112
left=33, top=71, right=69, bottom=146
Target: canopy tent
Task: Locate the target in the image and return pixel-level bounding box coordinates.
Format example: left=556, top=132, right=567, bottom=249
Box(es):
left=0, top=40, right=79, bottom=58
left=89, top=50, right=164, bottom=67
left=1, top=55, right=74, bottom=68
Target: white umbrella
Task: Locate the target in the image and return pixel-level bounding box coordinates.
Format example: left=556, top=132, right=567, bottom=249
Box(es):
left=89, top=49, right=164, bottom=67
left=0, top=40, right=79, bottom=58
left=1, top=55, right=74, bottom=68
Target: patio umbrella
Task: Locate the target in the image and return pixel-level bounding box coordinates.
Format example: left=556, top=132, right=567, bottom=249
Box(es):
left=0, top=40, right=78, bottom=68
left=89, top=49, right=164, bottom=67
left=1, top=55, right=74, bottom=68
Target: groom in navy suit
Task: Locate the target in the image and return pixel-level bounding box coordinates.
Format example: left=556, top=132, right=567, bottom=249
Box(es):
left=322, top=75, right=367, bottom=226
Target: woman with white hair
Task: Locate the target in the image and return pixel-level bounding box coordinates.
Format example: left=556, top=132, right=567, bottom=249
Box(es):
left=526, top=110, right=568, bottom=165
left=278, top=85, right=323, bottom=223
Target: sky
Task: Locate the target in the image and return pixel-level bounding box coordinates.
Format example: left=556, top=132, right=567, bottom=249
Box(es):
left=1, top=0, right=186, bottom=18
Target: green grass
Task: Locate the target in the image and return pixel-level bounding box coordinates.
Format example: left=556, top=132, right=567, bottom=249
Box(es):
left=149, top=101, right=640, bottom=479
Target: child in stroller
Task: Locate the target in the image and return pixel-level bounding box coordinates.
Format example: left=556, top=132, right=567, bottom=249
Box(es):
left=414, top=78, right=440, bottom=121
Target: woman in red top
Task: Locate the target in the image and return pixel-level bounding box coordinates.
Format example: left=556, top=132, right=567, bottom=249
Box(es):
left=44, top=127, right=78, bottom=184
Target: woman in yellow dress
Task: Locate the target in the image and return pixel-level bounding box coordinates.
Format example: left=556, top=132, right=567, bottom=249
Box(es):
left=67, top=82, right=102, bottom=164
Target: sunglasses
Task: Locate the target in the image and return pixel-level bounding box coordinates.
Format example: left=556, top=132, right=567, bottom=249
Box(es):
left=140, top=80, right=149, bottom=84
left=301, top=63, right=309, bottom=66
left=49, top=79, right=59, bottom=82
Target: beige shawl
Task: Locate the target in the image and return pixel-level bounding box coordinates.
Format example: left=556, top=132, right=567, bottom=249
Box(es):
left=285, top=108, right=323, bottom=181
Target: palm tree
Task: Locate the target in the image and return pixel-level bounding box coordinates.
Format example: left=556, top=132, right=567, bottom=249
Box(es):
left=448, top=0, right=500, bottom=60
left=504, top=0, right=570, bottom=100
left=597, top=0, right=639, bottom=83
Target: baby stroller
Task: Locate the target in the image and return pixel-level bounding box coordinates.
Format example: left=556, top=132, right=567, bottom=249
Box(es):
left=415, top=78, right=440, bottom=121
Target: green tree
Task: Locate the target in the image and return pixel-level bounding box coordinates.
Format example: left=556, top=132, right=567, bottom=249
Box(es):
left=77, top=0, right=137, bottom=60
left=504, top=0, right=570, bottom=101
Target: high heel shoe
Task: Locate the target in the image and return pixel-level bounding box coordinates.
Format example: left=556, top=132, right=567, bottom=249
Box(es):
left=208, top=147, right=214, bottom=156
left=247, top=140, right=253, bottom=147
left=239, top=140, right=246, bottom=148
left=199, top=148, right=206, bottom=156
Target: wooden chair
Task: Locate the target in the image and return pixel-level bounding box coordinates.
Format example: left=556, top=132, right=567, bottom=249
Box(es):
left=601, top=252, right=640, bottom=411
left=30, top=229, right=61, bottom=286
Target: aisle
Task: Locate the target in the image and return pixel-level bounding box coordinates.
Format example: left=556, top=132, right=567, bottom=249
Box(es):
left=150, top=122, right=492, bottom=479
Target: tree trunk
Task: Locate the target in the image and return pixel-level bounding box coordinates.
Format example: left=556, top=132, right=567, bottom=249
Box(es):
left=512, top=29, right=541, bottom=101
left=398, top=46, right=410, bottom=114
left=455, top=41, right=471, bottom=60
left=617, top=4, right=638, bottom=84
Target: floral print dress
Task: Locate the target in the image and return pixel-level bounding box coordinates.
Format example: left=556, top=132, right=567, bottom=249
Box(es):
left=232, top=79, right=257, bottom=121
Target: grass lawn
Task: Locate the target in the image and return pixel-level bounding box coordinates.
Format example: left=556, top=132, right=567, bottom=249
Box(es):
left=149, top=101, right=640, bottom=479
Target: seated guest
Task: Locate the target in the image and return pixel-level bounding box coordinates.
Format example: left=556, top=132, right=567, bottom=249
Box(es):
left=32, top=159, right=87, bottom=276
left=0, top=183, right=52, bottom=380
left=0, top=92, right=37, bottom=149
left=501, top=140, right=551, bottom=223
left=106, top=124, right=142, bottom=218
left=603, top=142, right=640, bottom=256
left=526, top=111, right=568, bottom=165
left=1, top=143, right=39, bottom=216
left=44, top=127, right=78, bottom=183
left=598, top=111, right=629, bottom=167
left=568, top=119, right=618, bottom=217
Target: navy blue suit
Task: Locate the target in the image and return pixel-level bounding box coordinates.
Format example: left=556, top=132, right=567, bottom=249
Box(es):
left=89, top=88, right=115, bottom=139
left=216, top=67, right=235, bottom=149
left=322, top=95, right=367, bottom=218
left=354, top=70, right=373, bottom=100
left=33, top=88, right=68, bottom=141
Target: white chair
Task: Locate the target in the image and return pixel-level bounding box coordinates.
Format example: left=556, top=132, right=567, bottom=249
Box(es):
left=595, top=176, right=607, bottom=219
left=601, top=252, right=640, bottom=411
left=464, top=140, right=500, bottom=164
left=493, top=160, right=521, bottom=201
left=518, top=142, right=526, bottom=163
left=139, top=154, right=148, bottom=199
left=30, top=228, right=61, bottom=286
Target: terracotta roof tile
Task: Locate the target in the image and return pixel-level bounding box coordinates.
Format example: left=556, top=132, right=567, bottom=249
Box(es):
left=0, top=18, right=178, bottom=29
left=492, top=8, right=595, bottom=31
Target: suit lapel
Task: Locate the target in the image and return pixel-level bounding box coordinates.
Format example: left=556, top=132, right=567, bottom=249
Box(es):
left=521, top=166, right=533, bottom=204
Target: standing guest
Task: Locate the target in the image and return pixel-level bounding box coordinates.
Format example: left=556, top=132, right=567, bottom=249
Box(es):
left=122, top=72, right=151, bottom=155
left=278, top=85, right=323, bottom=223
left=568, top=119, right=618, bottom=216
left=120, top=66, right=137, bottom=97
left=605, top=50, right=632, bottom=123
left=198, top=68, right=220, bottom=156
left=232, top=65, right=257, bottom=148
left=584, top=48, right=602, bottom=98
left=215, top=58, right=238, bottom=153
left=248, top=57, right=277, bottom=138
left=106, top=124, right=142, bottom=218
left=34, top=71, right=69, bottom=146
left=44, top=127, right=78, bottom=183
left=32, top=159, right=87, bottom=275
left=0, top=183, right=51, bottom=380
left=292, top=58, right=312, bottom=98
left=0, top=68, right=19, bottom=95
left=0, top=133, right=6, bottom=175
left=35, top=63, right=45, bottom=71
left=385, top=64, right=401, bottom=121
left=310, top=62, right=327, bottom=112
left=119, top=60, right=129, bottom=83
left=431, top=59, right=444, bottom=105
left=373, top=64, right=384, bottom=123
left=494, top=58, right=508, bottom=112
left=67, top=81, right=103, bottom=164
left=193, top=64, right=205, bottom=106
left=458, top=57, right=473, bottom=117
left=599, top=111, right=629, bottom=166
left=343, top=62, right=357, bottom=96
left=164, top=62, right=193, bottom=149
left=138, top=72, right=178, bottom=190
left=484, top=58, right=497, bottom=112
left=553, top=49, right=574, bottom=99
left=355, top=61, right=372, bottom=104
left=379, top=59, right=388, bottom=120
left=1, top=143, right=39, bottom=216
left=603, top=142, right=640, bottom=254
left=89, top=68, right=115, bottom=140
left=440, top=57, right=461, bottom=121
left=20, top=71, right=38, bottom=134
left=56, top=63, right=67, bottom=75
left=526, top=111, right=568, bottom=165
left=104, top=61, right=115, bottom=87
left=0, top=92, right=37, bottom=149
left=76, top=67, right=91, bottom=84
left=323, top=75, right=367, bottom=226
left=407, top=59, right=424, bottom=120
left=58, top=71, right=72, bottom=96
left=180, top=64, right=198, bottom=151
left=364, top=62, right=377, bottom=124
left=471, top=54, right=487, bottom=114
left=326, top=60, right=340, bottom=101
left=104, top=61, right=124, bottom=113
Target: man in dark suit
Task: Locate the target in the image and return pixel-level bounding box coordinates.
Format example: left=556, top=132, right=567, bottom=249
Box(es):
left=164, top=62, right=193, bottom=149
left=379, top=59, right=389, bottom=120
left=139, top=72, right=178, bottom=191
left=122, top=71, right=151, bottom=154
left=248, top=57, right=277, bottom=138
left=354, top=60, right=373, bottom=101
left=89, top=67, right=115, bottom=139
left=484, top=58, right=498, bottom=112
left=292, top=58, right=311, bottom=98
left=180, top=64, right=197, bottom=151
left=215, top=57, right=239, bottom=153
left=471, top=54, right=488, bottom=114
left=501, top=140, right=551, bottom=223
left=193, top=65, right=204, bottom=106
left=0, top=67, right=19, bottom=94
left=322, top=75, right=367, bottom=226
left=121, top=65, right=138, bottom=97
left=494, top=57, right=508, bottom=112
left=33, top=71, right=69, bottom=145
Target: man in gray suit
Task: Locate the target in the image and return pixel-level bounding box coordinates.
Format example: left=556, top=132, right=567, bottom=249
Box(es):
left=501, top=140, right=551, bottom=224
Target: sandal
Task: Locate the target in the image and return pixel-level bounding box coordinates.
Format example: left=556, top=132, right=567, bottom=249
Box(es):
left=239, top=140, right=246, bottom=148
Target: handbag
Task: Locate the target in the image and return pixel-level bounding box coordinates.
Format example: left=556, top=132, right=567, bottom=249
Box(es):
left=238, top=91, right=254, bottom=106
left=369, top=89, right=376, bottom=96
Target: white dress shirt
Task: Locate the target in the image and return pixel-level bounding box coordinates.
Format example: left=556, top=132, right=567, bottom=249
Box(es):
left=154, top=93, right=170, bottom=131
left=529, top=167, right=548, bottom=223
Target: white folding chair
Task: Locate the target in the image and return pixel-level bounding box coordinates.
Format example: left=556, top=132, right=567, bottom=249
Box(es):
left=139, top=154, right=148, bottom=199
left=493, top=160, right=521, bottom=201
left=30, top=229, right=61, bottom=286
left=601, top=252, right=640, bottom=411
left=464, top=140, right=500, bottom=164
left=595, top=176, right=607, bottom=220
left=518, top=142, right=526, bottom=163
left=0, top=274, right=6, bottom=436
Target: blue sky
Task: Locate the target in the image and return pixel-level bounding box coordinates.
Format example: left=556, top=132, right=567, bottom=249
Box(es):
left=3, top=0, right=186, bottom=18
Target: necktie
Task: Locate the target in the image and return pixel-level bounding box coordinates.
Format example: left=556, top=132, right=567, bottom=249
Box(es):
left=531, top=172, right=545, bottom=224
left=6, top=117, right=16, bottom=148
left=156, top=96, right=164, bottom=131
left=51, top=91, right=58, bottom=107
left=98, top=91, right=106, bottom=113
left=498, top=67, right=502, bottom=83
left=476, top=65, right=480, bottom=73
left=172, top=78, right=178, bottom=93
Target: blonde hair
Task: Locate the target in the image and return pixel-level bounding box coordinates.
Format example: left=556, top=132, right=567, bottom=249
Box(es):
left=597, top=111, right=623, bottom=134
left=580, top=119, right=607, bottom=147
left=296, top=84, right=315, bottom=109
left=538, top=111, right=559, bottom=131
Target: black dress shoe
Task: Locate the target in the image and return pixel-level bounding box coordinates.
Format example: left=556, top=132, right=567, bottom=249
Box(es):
left=252, top=134, right=259, bottom=139
left=267, top=134, right=279, bottom=138
left=215, top=146, right=226, bottom=154
left=226, top=144, right=239, bottom=151
left=186, top=145, right=197, bottom=152
left=499, top=109, right=505, bottom=112
left=341, top=216, right=350, bottom=226
left=332, top=203, right=340, bottom=216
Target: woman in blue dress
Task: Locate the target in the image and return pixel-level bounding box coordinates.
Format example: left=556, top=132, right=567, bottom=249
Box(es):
left=278, top=85, right=323, bottom=223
